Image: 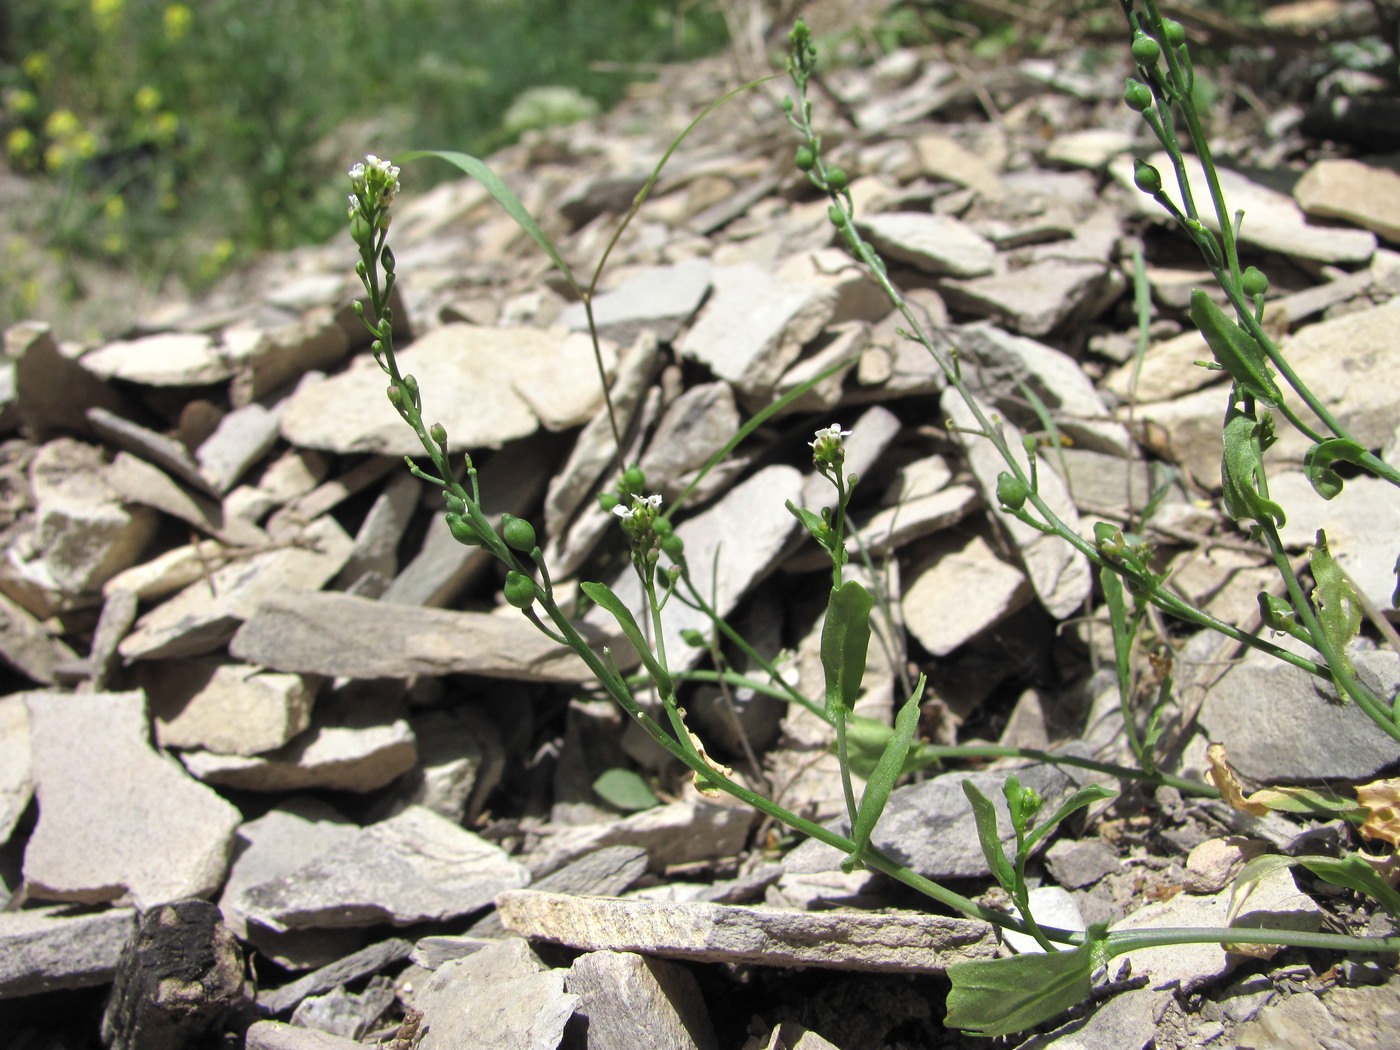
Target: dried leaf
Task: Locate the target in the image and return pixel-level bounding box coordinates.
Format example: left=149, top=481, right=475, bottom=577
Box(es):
left=1356, top=778, right=1400, bottom=849
left=1205, top=743, right=1270, bottom=817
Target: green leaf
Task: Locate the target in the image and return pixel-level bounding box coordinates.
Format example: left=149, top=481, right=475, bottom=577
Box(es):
left=1022, top=784, right=1118, bottom=859
left=1309, top=529, right=1361, bottom=677
left=1100, top=563, right=1134, bottom=712
left=841, top=714, right=942, bottom=778
left=400, top=150, right=579, bottom=292
left=786, top=500, right=833, bottom=554
left=592, top=768, right=659, bottom=811
left=1221, top=403, right=1286, bottom=527
left=1298, top=854, right=1400, bottom=919
left=1190, top=289, right=1283, bottom=407
left=962, top=780, right=1016, bottom=892
left=1303, top=438, right=1369, bottom=501
left=580, top=581, right=672, bottom=695
left=843, top=675, right=926, bottom=872
left=945, top=931, right=1104, bottom=1037
left=1246, top=785, right=1366, bottom=822
left=820, top=582, right=874, bottom=716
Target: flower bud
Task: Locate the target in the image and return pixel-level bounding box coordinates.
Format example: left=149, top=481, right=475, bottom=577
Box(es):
left=661, top=533, right=684, bottom=559
left=828, top=204, right=847, bottom=229
left=681, top=628, right=708, bottom=648
left=1161, top=18, right=1185, bottom=47
left=1241, top=266, right=1268, bottom=297
left=795, top=145, right=816, bottom=171
left=1131, top=32, right=1161, bottom=66
left=502, top=514, right=537, bottom=552
left=443, top=493, right=466, bottom=514
left=381, top=245, right=396, bottom=273
left=996, top=472, right=1030, bottom=511
left=598, top=492, right=619, bottom=513
left=429, top=422, right=447, bottom=446
left=1133, top=160, right=1163, bottom=195
left=503, top=570, right=536, bottom=609
left=782, top=96, right=794, bottom=114
left=386, top=384, right=404, bottom=409
left=446, top=512, right=483, bottom=546
left=621, top=465, right=645, bottom=496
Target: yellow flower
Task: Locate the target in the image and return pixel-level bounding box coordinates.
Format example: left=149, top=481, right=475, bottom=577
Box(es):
left=5, top=89, right=38, bottom=116
left=151, top=111, right=179, bottom=144
left=104, top=194, right=126, bottom=220
left=73, top=130, right=99, bottom=159
left=102, top=232, right=124, bottom=255
left=43, top=143, right=69, bottom=171
left=91, top=0, right=124, bottom=32
left=44, top=109, right=81, bottom=138
left=5, top=128, right=36, bottom=160
left=134, top=85, right=162, bottom=114
left=163, top=4, right=192, bottom=43
left=20, top=52, right=50, bottom=82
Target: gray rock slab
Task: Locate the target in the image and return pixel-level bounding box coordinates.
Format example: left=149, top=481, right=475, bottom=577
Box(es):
left=499, top=891, right=996, bottom=974
left=783, top=763, right=1080, bottom=881
left=0, top=905, right=136, bottom=998
left=290, top=976, right=395, bottom=1040
left=677, top=263, right=836, bottom=402
left=593, top=465, right=801, bottom=673
left=531, top=800, right=752, bottom=877
left=80, top=331, right=236, bottom=386
left=1198, top=642, right=1399, bottom=782
left=941, top=261, right=1116, bottom=337
left=239, top=805, right=528, bottom=932
left=1045, top=838, right=1120, bottom=890
left=903, top=531, right=1033, bottom=656
left=256, top=938, right=413, bottom=1015
left=142, top=657, right=316, bottom=756
left=637, top=381, right=741, bottom=500
left=107, top=452, right=267, bottom=547
left=280, top=325, right=615, bottom=455
left=1044, top=128, right=1134, bottom=170
left=0, top=590, right=78, bottom=686
left=857, top=212, right=997, bottom=278
left=120, top=515, right=352, bottom=661
left=0, top=695, right=32, bottom=844
left=24, top=438, right=157, bottom=596
left=559, top=257, right=712, bottom=344
left=945, top=390, right=1091, bottom=619
left=1113, top=152, right=1376, bottom=265
left=855, top=484, right=978, bottom=558
left=330, top=469, right=419, bottom=596
left=1119, top=382, right=1223, bottom=486
left=7, top=321, right=129, bottom=440
left=22, top=690, right=242, bottom=908
left=1294, top=157, right=1400, bottom=242
left=468, top=845, right=648, bottom=939
left=1111, top=864, right=1319, bottom=992
left=1271, top=470, right=1400, bottom=610
left=228, top=306, right=354, bottom=408
left=391, top=706, right=503, bottom=825
left=231, top=590, right=603, bottom=682
left=87, top=407, right=221, bottom=497
left=245, top=1021, right=365, bottom=1050
left=1015, top=986, right=1170, bottom=1050
left=952, top=323, right=1129, bottom=455
left=179, top=710, right=415, bottom=793
left=195, top=401, right=282, bottom=494
left=567, top=950, right=718, bottom=1050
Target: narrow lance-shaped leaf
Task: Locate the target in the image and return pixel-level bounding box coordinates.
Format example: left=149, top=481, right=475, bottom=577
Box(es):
left=962, top=780, right=1015, bottom=893
left=1303, top=437, right=1368, bottom=501
left=842, top=675, right=926, bottom=872
left=1022, top=784, right=1118, bottom=859
left=841, top=713, right=942, bottom=778
left=820, top=581, right=874, bottom=716
left=1309, top=529, right=1361, bottom=677
left=945, top=926, right=1107, bottom=1037
left=580, top=581, right=672, bottom=695
left=1221, top=402, right=1285, bottom=527
left=1190, top=289, right=1283, bottom=407
left=399, top=150, right=579, bottom=292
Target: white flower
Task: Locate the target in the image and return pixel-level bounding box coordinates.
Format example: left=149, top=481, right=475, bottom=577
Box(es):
left=809, top=424, right=851, bottom=468
left=809, top=424, right=851, bottom=449
left=613, top=493, right=662, bottom=522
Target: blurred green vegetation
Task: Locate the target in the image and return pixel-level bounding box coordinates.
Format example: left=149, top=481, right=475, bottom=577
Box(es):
left=0, top=0, right=728, bottom=331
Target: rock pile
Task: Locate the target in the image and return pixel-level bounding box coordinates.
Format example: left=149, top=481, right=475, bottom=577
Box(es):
left=2, top=13, right=1399, bottom=1049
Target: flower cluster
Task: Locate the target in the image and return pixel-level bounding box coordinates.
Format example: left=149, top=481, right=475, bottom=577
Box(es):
left=612, top=493, right=663, bottom=537
left=347, top=154, right=401, bottom=232
left=809, top=424, right=850, bottom=470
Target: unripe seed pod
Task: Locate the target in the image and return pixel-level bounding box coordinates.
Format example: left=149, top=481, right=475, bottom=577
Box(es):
left=1241, top=266, right=1268, bottom=297
left=597, top=492, right=619, bottom=512
left=429, top=422, right=447, bottom=446
left=501, top=514, right=537, bottom=552
left=446, top=512, right=482, bottom=546
left=443, top=493, right=466, bottom=514
left=681, top=628, right=707, bottom=648
left=651, top=516, right=673, bottom=537
left=828, top=204, right=847, bottom=228
left=1131, top=32, right=1161, bottom=66
left=661, top=533, right=684, bottom=559
left=503, top=570, right=536, bottom=609
left=1133, top=160, right=1163, bottom=195
left=1161, top=18, right=1185, bottom=47
left=826, top=166, right=849, bottom=192
left=621, top=465, right=645, bottom=494
left=1124, top=78, right=1153, bottom=112
left=782, top=96, right=794, bottom=114
left=795, top=145, right=816, bottom=171
left=996, top=472, right=1030, bottom=512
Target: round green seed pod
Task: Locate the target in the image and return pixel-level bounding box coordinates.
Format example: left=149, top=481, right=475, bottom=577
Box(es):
left=1241, top=266, right=1269, bottom=297
left=661, top=533, right=684, bottom=559
left=782, top=96, right=794, bottom=114
left=446, top=512, right=482, bottom=547
left=598, top=492, right=619, bottom=513
left=1131, top=32, right=1161, bottom=66
left=503, top=570, right=536, bottom=609
left=1133, top=160, right=1163, bottom=195
left=828, top=204, right=847, bottom=228
left=443, top=493, right=466, bottom=514
left=501, top=514, right=537, bottom=552
left=795, top=145, right=816, bottom=172
left=1161, top=18, right=1185, bottom=47
left=681, top=628, right=708, bottom=648
left=651, top=516, right=673, bottom=537
left=996, top=472, right=1030, bottom=512
left=621, top=465, right=645, bottom=494
left=826, top=166, right=849, bottom=192
left=1124, top=78, right=1153, bottom=112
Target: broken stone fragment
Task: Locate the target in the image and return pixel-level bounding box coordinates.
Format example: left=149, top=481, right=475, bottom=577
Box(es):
left=0, top=905, right=137, bottom=998
left=1294, top=157, right=1400, bottom=243
left=902, top=530, right=1034, bottom=657
left=7, top=321, right=130, bottom=440
left=567, top=950, right=718, bottom=1050
left=499, top=890, right=996, bottom=973
left=558, top=256, right=712, bottom=344
left=140, top=657, right=318, bottom=756
left=22, top=690, right=242, bottom=909
left=856, top=212, right=997, bottom=279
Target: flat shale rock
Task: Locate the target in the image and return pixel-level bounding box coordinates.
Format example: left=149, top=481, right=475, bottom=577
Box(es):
left=0, top=590, right=79, bottom=684
left=245, top=1021, right=365, bottom=1050
left=559, top=256, right=712, bottom=343
left=531, top=799, right=752, bottom=876
left=566, top=949, right=718, bottom=1050
left=142, top=656, right=317, bottom=756
left=257, top=937, right=413, bottom=1015
left=231, top=590, right=601, bottom=682
left=7, top=321, right=129, bottom=439
left=279, top=324, right=616, bottom=455
left=238, top=805, right=528, bottom=932
left=902, top=530, right=1033, bottom=656
left=22, top=690, right=241, bottom=908
left=79, top=331, right=235, bottom=386
left=409, top=937, right=576, bottom=1050
left=941, top=260, right=1116, bottom=337
left=0, top=694, right=32, bottom=843
left=1271, top=470, right=1400, bottom=609
left=119, top=514, right=352, bottom=661
left=1294, top=157, right=1400, bottom=242
left=856, top=212, right=997, bottom=278
left=498, top=890, right=996, bottom=974
left=0, top=905, right=136, bottom=997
